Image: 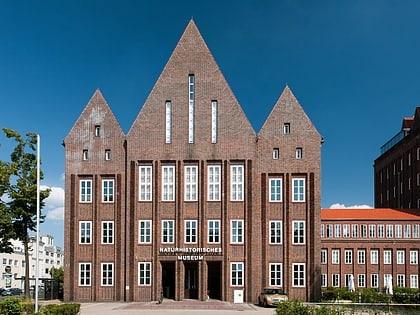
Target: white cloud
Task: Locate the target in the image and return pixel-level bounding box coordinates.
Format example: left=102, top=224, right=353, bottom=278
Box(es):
left=43, top=186, right=64, bottom=221
left=329, top=203, right=373, bottom=209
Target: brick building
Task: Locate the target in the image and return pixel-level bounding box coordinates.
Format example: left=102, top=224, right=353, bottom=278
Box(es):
left=374, top=107, right=420, bottom=209
left=63, top=20, right=323, bottom=303
left=321, top=208, right=420, bottom=290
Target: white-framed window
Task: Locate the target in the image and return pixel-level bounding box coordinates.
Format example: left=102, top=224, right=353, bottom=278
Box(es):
left=188, top=74, right=195, bottom=143
left=105, top=149, right=111, bottom=161
left=404, top=224, right=411, bottom=238
left=413, top=224, right=419, bottom=238
left=397, top=250, right=405, bottom=264
left=79, top=221, right=92, bottom=244
left=231, top=220, right=244, bottom=244
left=95, top=125, right=101, bottom=137
left=230, top=262, right=244, bottom=286
left=358, top=250, right=366, bottom=264
left=272, top=148, right=279, bottom=160
left=386, top=224, right=393, bottom=238
left=358, top=274, right=366, bottom=287
left=185, top=220, right=198, bottom=244
left=321, top=274, right=327, bottom=287
left=378, top=225, right=384, bottom=238
left=165, top=101, right=172, bottom=143
left=320, top=224, right=325, bottom=238
left=361, top=224, right=367, bottom=238
left=269, top=178, right=282, bottom=202
left=292, top=178, right=305, bottom=202
left=332, top=249, right=340, bottom=264
left=102, top=221, right=114, bottom=244
left=395, top=225, right=402, bottom=238
left=332, top=274, right=340, bottom=287
left=369, top=224, right=376, bottom=238
left=185, top=166, right=198, bottom=201
left=292, top=263, right=305, bottom=287
left=269, top=263, right=283, bottom=287
left=352, top=224, right=358, bottom=238
left=79, top=263, right=91, bottom=286
left=384, top=250, right=392, bottom=264
left=139, top=220, right=152, bottom=244
left=371, top=274, right=379, bottom=288
left=410, top=275, right=419, bottom=288
left=102, top=179, right=114, bottom=203
left=397, top=274, right=405, bottom=287
left=162, top=166, right=175, bottom=201
left=371, top=250, right=379, bottom=264
left=343, top=224, right=350, bottom=238
left=326, top=224, right=333, bottom=238
left=138, top=262, right=152, bottom=286
left=208, top=220, right=220, bottom=244
left=82, top=149, right=88, bottom=160
left=211, top=100, right=217, bottom=143
left=295, top=147, right=303, bottom=159
left=139, top=166, right=152, bottom=201
left=293, top=221, right=305, bottom=244
left=80, top=179, right=92, bottom=203
left=269, top=221, right=282, bottom=244
left=208, top=165, right=221, bottom=201
left=344, top=250, right=352, bottom=264
left=101, top=263, right=113, bottom=286
left=335, top=224, right=341, bottom=238
left=410, top=250, right=418, bottom=264
left=283, top=123, right=290, bottom=134
left=321, top=250, right=327, bottom=264
left=162, top=220, right=174, bottom=243
left=230, top=165, right=244, bottom=201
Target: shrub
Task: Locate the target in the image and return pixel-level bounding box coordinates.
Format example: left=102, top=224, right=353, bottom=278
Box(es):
left=39, top=303, right=81, bottom=315
left=0, top=297, right=23, bottom=315
left=275, top=300, right=311, bottom=315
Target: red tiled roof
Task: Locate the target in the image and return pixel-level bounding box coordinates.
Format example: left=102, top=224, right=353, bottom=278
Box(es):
left=402, top=117, right=414, bottom=129
left=321, top=208, right=420, bottom=220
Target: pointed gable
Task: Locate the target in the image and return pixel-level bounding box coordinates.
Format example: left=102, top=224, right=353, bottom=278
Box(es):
left=412, top=107, right=420, bottom=131
left=127, top=20, right=255, bottom=159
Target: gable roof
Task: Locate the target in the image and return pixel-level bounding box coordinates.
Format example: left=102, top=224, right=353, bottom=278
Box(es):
left=321, top=208, right=420, bottom=220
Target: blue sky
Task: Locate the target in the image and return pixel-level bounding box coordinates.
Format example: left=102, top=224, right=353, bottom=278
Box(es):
left=1, top=1, right=420, bottom=247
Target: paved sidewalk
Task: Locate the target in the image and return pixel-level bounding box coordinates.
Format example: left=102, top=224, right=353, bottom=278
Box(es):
left=80, top=299, right=276, bottom=315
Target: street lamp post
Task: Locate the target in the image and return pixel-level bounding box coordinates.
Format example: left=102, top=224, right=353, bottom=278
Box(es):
left=35, top=134, right=40, bottom=313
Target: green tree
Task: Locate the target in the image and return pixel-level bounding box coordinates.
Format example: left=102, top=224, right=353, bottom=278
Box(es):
left=50, top=266, right=64, bottom=284
left=2, top=128, right=51, bottom=299
left=0, top=151, right=15, bottom=253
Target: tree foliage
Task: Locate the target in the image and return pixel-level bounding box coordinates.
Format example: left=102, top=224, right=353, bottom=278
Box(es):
left=50, top=266, right=64, bottom=284
left=1, top=128, right=51, bottom=298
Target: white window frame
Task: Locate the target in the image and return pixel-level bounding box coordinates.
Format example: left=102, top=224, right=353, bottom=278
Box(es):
left=139, top=220, right=152, bottom=244
left=292, top=263, right=305, bottom=287
left=162, top=220, right=174, bottom=244
left=162, top=166, right=175, bottom=201
left=138, top=262, right=152, bottom=286
left=371, top=250, right=379, bottom=264
left=165, top=101, right=172, bottom=143
left=208, top=165, right=221, bottom=201
left=384, top=250, right=392, bottom=264
left=321, top=274, right=327, bottom=287
left=207, top=220, right=220, bottom=244
left=397, top=250, right=405, bottom=264
left=105, top=149, right=111, bottom=161
left=293, top=221, right=305, bottom=244
left=102, top=179, right=114, bottom=203
left=292, top=178, right=305, bottom=202
left=184, top=166, right=198, bottom=201
left=358, top=274, right=366, bottom=288
left=230, top=165, right=244, bottom=201
left=79, top=221, right=92, bottom=244
left=332, top=274, right=340, bottom=287
left=321, top=250, right=327, bottom=264
left=230, top=262, right=244, bottom=286
left=101, top=263, right=114, bottom=286
left=139, top=166, right=152, bottom=201
left=231, top=220, right=244, bottom=244
left=397, top=274, right=405, bottom=287
left=211, top=100, right=217, bottom=143
left=410, top=275, right=419, bottom=288
left=185, top=220, right=198, bottom=244
left=101, top=221, right=114, bottom=244
left=344, top=250, right=352, bottom=264
left=80, top=179, right=92, bottom=203
left=332, top=249, right=340, bottom=264
left=188, top=74, right=195, bottom=143
left=269, top=178, right=282, bottom=202
left=295, top=147, right=303, bottom=159
left=269, top=263, right=283, bottom=287
left=79, top=263, right=91, bottom=286
left=371, top=274, right=379, bottom=288
left=358, top=250, right=366, bottom=264
left=410, top=250, right=418, bottom=264
left=269, top=221, right=282, bottom=244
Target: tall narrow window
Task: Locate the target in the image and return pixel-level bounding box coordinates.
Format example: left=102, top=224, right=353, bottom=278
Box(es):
left=295, top=148, right=303, bottom=159
left=208, top=220, right=220, bottom=243
left=292, top=263, right=305, bottom=287
left=283, top=123, right=290, bottom=134
left=272, top=148, right=279, bottom=159
left=79, top=221, right=92, bottom=244
left=105, top=149, right=111, bottom=161
left=102, top=221, right=114, bottom=244
left=185, top=220, right=197, bottom=243
left=188, top=74, right=195, bottom=143
left=269, top=263, right=283, bottom=287
left=162, top=220, right=174, bottom=243
left=208, top=165, right=221, bottom=201
left=138, top=262, right=152, bottom=285
left=79, top=263, right=91, bottom=286
left=101, top=263, right=113, bottom=286
left=231, top=165, right=244, bottom=201
left=185, top=166, right=198, bottom=201
left=269, top=221, right=282, bottom=244
left=165, top=101, right=171, bottom=143
left=83, top=150, right=88, bottom=161
left=269, top=178, right=282, bottom=202
left=293, top=221, right=305, bottom=244
left=231, top=220, right=244, bottom=243
left=292, top=178, right=305, bottom=202
left=139, top=220, right=152, bottom=244
left=211, top=100, right=217, bottom=143
left=95, top=125, right=101, bottom=137
left=102, top=179, right=114, bottom=202
left=80, top=180, right=92, bottom=203
left=162, top=166, right=175, bottom=201
left=139, top=166, right=152, bottom=201
left=230, top=262, right=244, bottom=286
